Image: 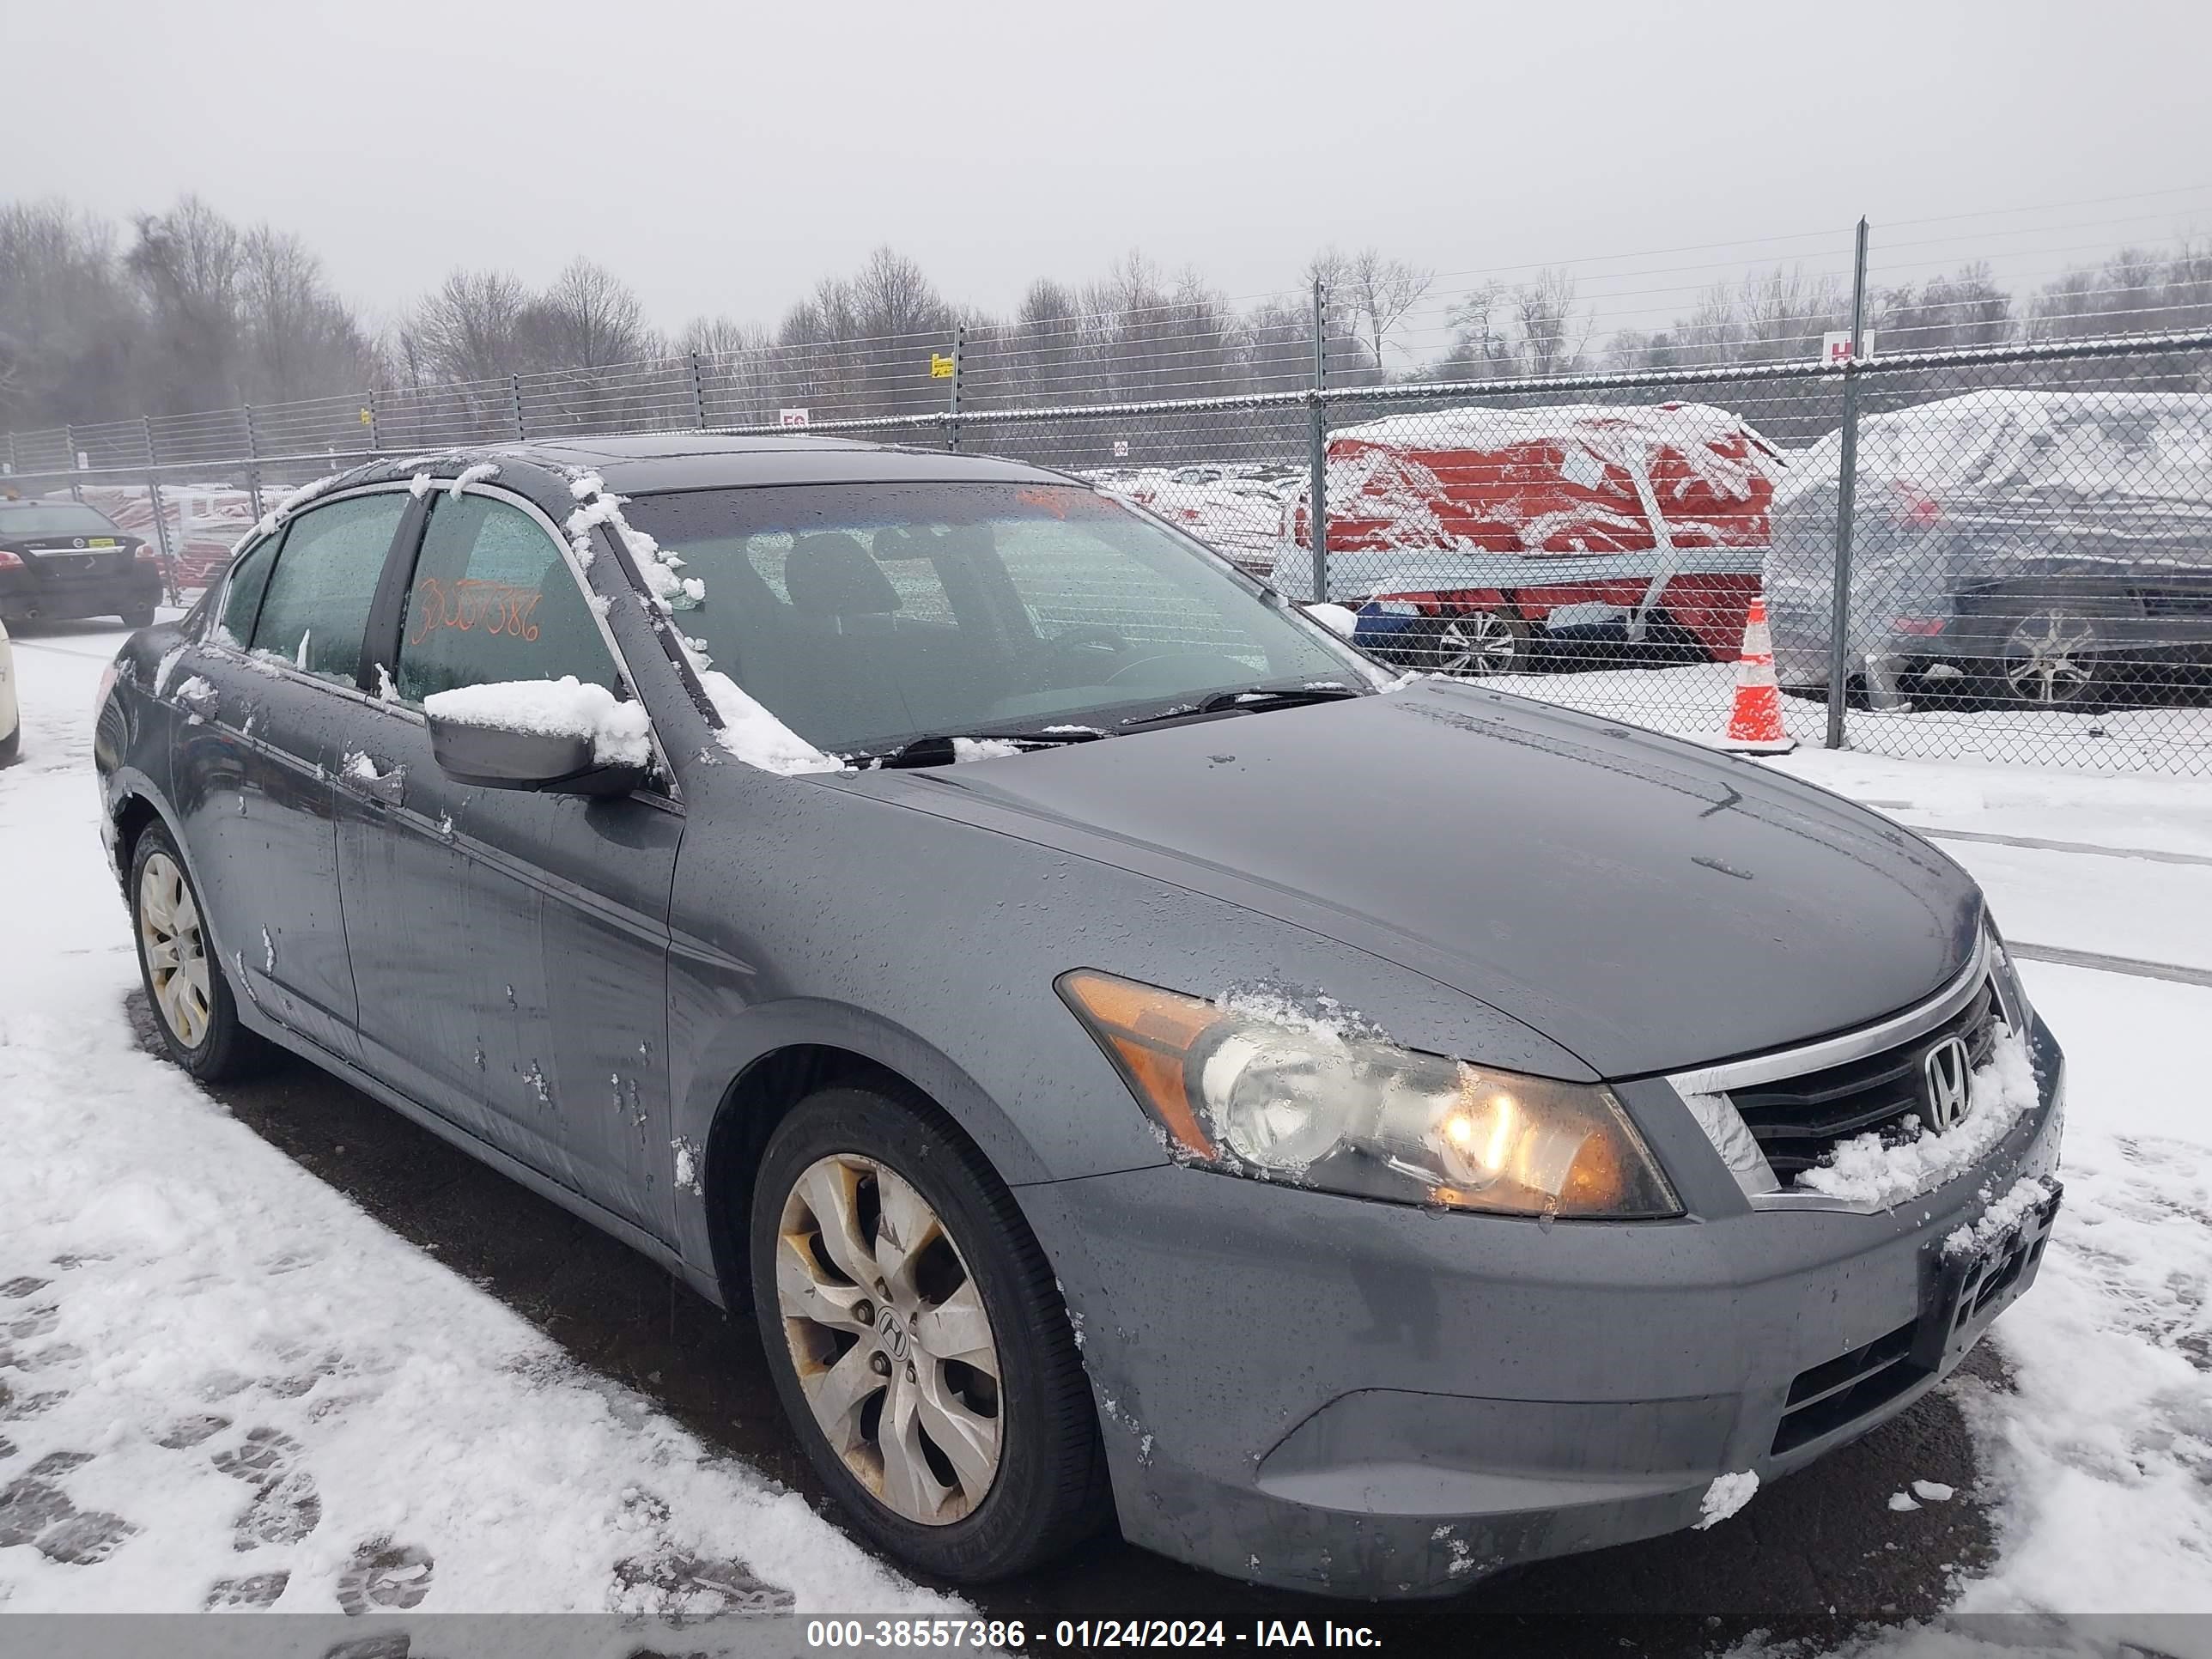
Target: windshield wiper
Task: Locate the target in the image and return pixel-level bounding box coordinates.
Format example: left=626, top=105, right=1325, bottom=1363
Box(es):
left=854, top=729, right=1113, bottom=769
left=1121, top=685, right=1365, bottom=728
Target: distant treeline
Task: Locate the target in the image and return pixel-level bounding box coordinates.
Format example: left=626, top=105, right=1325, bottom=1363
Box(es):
left=3, top=192, right=2208, bottom=443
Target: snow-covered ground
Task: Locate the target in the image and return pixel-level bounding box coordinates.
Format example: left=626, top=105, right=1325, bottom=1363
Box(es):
left=2, top=624, right=2208, bottom=1639
left=0, top=626, right=953, bottom=1628
left=1488, top=658, right=2212, bottom=779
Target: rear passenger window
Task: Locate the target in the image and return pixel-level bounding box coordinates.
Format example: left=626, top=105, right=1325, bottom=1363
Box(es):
left=393, top=495, right=622, bottom=702
left=250, top=494, right=410, bottom=684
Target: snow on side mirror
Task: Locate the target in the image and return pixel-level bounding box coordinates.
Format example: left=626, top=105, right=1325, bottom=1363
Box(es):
left=422, top=678, right=652, bottom=798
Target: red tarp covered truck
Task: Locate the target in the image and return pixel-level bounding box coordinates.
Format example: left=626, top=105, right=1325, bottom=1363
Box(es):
left=1269, top=402, right=1784, bottom=674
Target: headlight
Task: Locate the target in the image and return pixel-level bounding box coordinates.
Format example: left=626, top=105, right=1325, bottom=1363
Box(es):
left=1057, top=970, right=1680, bottom=1218
left=1984, top=911, right=2033, bottom=1031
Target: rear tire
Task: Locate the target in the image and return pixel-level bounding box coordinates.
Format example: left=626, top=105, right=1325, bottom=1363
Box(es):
left=129, top=821, right=274, bottom=1081
left=750, top=1084, right=1109, bottom=1582
left=0, top=723, right=17, bottom=767
left=119, top=606, right=158, bottom=630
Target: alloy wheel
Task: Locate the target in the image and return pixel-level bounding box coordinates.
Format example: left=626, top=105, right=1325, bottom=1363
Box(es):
left=1427, top=612, right=1521, bottom=676
left=138, top=850, right=212, bottom=1048
left=2002, top=609, right=2100, bottom=705
left=775, top=1153, right=1004, bottom=1525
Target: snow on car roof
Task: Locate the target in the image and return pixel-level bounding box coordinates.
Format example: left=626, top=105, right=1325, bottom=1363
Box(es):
left=1774, top=388, right=2212, bottom=507
left=1328, top=400, right=1779, bottom=459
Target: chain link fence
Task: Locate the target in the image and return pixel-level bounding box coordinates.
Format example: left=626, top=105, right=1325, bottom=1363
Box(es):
left=5, top=319, right=2209, bottom=775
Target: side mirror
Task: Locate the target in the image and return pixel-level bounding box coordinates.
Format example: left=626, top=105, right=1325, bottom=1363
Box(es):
left=423, top=677, right=655, bottom=796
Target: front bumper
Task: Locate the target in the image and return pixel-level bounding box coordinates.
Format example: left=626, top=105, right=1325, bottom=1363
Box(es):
left=1021, top=1015, right=2064, bottom=1598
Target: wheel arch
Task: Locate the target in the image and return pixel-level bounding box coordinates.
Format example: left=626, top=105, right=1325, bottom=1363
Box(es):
left=679, top=1005, right=1055, bottom=1312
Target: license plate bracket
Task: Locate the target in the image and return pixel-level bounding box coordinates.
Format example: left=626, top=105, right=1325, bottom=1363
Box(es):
left=1913, top=1181, right=2063, bottom=1374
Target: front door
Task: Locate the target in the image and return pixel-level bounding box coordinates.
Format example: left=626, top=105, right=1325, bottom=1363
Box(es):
left=331, top=486, right=681, bottom=1236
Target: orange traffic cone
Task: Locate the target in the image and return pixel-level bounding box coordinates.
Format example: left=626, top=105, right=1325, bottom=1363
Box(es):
left=1723, top=597, right=1797, bottom=753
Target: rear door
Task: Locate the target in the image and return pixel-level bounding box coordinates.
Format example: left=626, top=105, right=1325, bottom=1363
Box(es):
left=170, top=489, right=418, bottom=1057
left=331, top=485, right=681, bottom=1235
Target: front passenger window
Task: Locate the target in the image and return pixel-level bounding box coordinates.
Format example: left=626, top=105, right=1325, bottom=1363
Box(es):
left=250, top=494, right=410, bottom=684
left=393, top=495, right=624, bottom=703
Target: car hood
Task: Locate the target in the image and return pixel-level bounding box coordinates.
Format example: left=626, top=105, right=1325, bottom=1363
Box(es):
left=868, top=682, right=1981, bottom=1078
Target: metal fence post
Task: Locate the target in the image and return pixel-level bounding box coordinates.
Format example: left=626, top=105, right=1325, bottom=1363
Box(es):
left=690, top=353, right=709, bottom=428
left=143, top=415, right=179, bottom=603
left=948, top=324, right=965, bottom=453
left=1308, top=276, right=1329, bottom=604
left=242, top=406, right=264, bottom=520
left=64, top=424, right=83, bottom=501
left=1824, top=218, right=1871, bottom=749
left=366, top=389, right=382, bottom=453
left=510, top=374, right=528, bottom=441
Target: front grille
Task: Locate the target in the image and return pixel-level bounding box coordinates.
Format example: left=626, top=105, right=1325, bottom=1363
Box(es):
left=1771, top=1319, right=1922, bottom=1455
left=1729, top=981, right=2000, bottom=1181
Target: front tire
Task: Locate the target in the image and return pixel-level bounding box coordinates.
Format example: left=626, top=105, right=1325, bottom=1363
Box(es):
left=1999, top=608, right=2112, bottom=708
left=119, top=605, right=158, bottom=630
left=750, top=1085, right=1109, bottom=1582
left=1410, top=610, right=1528, bottom=676
left=130, top=823, right=272, bottom=1080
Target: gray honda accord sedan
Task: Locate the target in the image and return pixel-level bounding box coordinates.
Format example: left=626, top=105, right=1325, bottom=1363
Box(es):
left=93, top=434, right=2063, bottom=1598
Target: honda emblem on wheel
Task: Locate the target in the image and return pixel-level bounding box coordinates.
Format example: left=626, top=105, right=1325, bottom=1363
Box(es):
left=1923, top=1036, right=1972, bottom=1131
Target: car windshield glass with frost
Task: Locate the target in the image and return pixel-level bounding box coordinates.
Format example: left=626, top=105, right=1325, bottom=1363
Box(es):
left=621, top=482, right=1362, bottom=756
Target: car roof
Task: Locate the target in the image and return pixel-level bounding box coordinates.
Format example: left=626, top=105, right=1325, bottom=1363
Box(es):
left=471, top=431, right=1078, bottom=496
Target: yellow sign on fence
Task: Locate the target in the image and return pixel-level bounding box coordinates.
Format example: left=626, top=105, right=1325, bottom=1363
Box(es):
left=930, top=353, right=956, bottom=380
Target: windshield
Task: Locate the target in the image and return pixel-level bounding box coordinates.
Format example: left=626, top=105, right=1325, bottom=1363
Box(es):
left=0, top=503, right=125, bottom=538
left=618, top=481, right=1371, bottom=757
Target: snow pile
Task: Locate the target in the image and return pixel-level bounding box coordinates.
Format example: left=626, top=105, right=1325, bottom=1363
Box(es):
left=337, top=750, right=391, bottom=784
left=423, top=677, right=653, bottom=768
left=251, top=471, right=349, bottom=540
left=0, top=634, right=955, bottom=1618
left=696, top=672, right=842, bottom=776
left=1773, top=387, right=2212, bottom=511
left=949, top=738, right=1024, bottom=763
left=1305, top=602, right=1359, bottom=637
left=1695, top=1470, right=1759, bottom=1529
left=1796, top=1028, right=2040, bottom=1208
left=1943, top=1174, right=2056, bottom=1260
left=1214, top=981, right=1386, bottom=1046
left=1942, top=964, right=2212, bottom=1618
left=446, top=461, right=501, bottom=499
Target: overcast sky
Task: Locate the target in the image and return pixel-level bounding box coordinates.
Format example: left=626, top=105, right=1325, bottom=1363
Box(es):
left=13, top=0, right=2212, bottom=343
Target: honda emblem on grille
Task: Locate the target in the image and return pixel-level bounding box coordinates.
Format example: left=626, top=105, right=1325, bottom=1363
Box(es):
left=1923, top=1036, right=1972, bottom=1132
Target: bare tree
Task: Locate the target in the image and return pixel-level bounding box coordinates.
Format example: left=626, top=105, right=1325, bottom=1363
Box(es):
left=517, top=258, right=655, bottom=372
left=127, top=195, right=246, bottom=410
left=237, top=227, right=370, bottom=404
left=0, top=200, right=139, bottom=430
left=1311, top=246, right=1432, bottom=376
left=402, top=268, right=530, bottom=386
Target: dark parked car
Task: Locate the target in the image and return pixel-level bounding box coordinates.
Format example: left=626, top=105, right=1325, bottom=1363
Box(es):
left=0, top=498, right=163, bottom=627
left=94, top=434, right=2063, bottom=1597
left=1768, top=390, right=2212, bottom=708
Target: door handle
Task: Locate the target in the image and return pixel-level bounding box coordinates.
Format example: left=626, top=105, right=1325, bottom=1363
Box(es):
left=341, top=752, right=406, bottom=806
